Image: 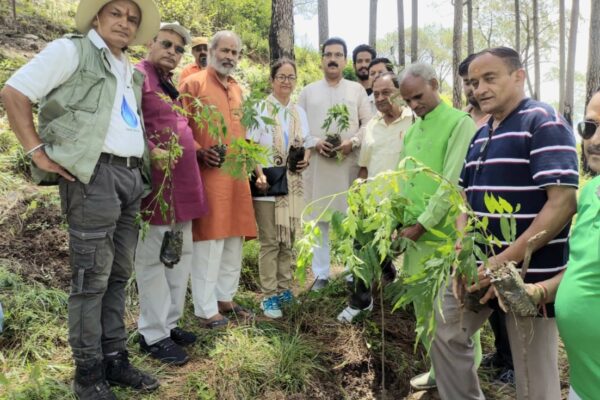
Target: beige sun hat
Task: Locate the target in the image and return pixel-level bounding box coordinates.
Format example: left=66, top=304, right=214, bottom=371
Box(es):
left=75, top=0, right=160, bottom=46
left=191, top=37, right=209, bottom=48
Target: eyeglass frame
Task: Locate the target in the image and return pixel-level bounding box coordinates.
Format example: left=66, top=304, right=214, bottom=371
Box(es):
left=273, top=74, right=297, bottom=83
left=577, top=119, right=600, bottom=140
left=157, top=39, right=185, bottom=55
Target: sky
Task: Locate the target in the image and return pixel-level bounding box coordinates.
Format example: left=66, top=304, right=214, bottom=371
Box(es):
left=294, top=0, right=592, bottom=111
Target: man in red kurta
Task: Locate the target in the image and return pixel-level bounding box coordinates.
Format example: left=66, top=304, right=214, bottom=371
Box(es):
left=179, top=30, right=256, bottom=328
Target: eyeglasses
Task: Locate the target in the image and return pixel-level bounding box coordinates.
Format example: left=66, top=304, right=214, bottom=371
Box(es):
left=274, top=74, right=297, bottom=83
left=323, top=52, right=344, bottom=59
left=158, top=40, right=185, bottom=55
left=577, top=120, right=600, bottom=140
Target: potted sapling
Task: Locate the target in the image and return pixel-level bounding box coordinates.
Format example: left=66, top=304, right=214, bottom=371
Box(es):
left=136, top=127, right=184, bottom=268
left=287, top=138, right=306, bottom=173
left=186, top=96, right=229, bottom=168
left=321, top=103, right=350, bottom=159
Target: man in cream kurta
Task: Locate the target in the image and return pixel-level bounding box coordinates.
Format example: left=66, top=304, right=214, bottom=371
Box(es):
left=298, top=37, right=372, bottom=288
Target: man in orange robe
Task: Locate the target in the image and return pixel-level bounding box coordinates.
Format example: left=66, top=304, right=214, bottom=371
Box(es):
left=180, top=36, right=208, bottom=82
left=179, top=30, right=256, bottom=328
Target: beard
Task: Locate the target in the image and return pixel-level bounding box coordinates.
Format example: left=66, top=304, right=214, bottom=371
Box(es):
left=356, top=69, right=369, bottom=81
left=211, top=58, right=235, bottom=76
left=467, top=96, right=479, bottom=108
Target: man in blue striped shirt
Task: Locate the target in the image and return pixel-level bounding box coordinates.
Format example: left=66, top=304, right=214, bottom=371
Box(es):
left=431, top=47, right=578, bottom=400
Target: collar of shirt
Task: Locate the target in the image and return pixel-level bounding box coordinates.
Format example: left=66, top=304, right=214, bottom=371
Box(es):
left=375, top=106, right=414, bottom=126
left=88, top=29, right=112, bottom=52
left=207, top=65, right=238, bottom=89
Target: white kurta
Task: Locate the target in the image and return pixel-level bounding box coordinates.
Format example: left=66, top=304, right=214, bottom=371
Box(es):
left=298, top=79, right=372, bottom=215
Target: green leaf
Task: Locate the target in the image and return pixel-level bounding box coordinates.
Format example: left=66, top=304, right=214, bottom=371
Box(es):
left=510, top=217, right=517, bottom=242
left=499, top=217, right=511, bottom=243
left=498, top=196, right=514, bottom=213
left=483, top=192, right=500, bottom=214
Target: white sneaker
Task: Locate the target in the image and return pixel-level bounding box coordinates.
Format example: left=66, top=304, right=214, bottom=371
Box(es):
left=260, top=295, right=283, bottom=319
left=336, top=300, right=374, bottom=323
left=410, top=371, right=437, bottom=390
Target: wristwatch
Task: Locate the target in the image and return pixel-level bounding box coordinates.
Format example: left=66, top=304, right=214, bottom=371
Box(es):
left=350, top=136, right=360, bottom=151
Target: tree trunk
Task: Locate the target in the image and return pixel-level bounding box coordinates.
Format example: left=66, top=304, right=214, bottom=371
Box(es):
left=397, top=0, right=405, bottom=66
left=514, top=0, right=520, bottom=54
left=269, top=0, right=295, bottom=63
left=532, top=0, right=540, bottom=100
left=452, top=0, right=463, bottom=108
left=369, top=0, right=378, bottom=49
left=11, top=0, right=17, bottom=25
left=411, top=0, right=418, bottom=62
left=564, top=0, right=579, bottom=125
left=586, top=0, right=600, bottom=107
left=467, top=0, right=473, bottom=55
left=523, top=17, right=534, bottom=97
left=558, top=0, right=565, bottom=113
left=318, top=0, right=329, bottom=48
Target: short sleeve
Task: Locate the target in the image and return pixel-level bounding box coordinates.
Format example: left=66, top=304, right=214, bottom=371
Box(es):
left=6, top=38, right=78, bottom=103
left=529, top=118, right=579, bottom=188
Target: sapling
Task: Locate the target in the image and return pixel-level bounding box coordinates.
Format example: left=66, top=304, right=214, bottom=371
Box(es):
left=320, top=103, right=350, bottom=159
left=296, top=158, right=510, bottom=347
left=135, top=125, right=184, bottom=268
left=178, top=93, right=270, bottom=180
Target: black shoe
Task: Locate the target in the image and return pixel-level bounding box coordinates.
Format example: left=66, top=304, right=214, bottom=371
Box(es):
left=494, top=367, right=515, bottom=386
left=481, top=352, right=502, bottom=369
left=104, top=351, right=159, bottom=392
left=140, top=336, right=189, bottom=366
left=170, top=327, right=196, bottom=346
left=73, top=360, right=116, bottom=400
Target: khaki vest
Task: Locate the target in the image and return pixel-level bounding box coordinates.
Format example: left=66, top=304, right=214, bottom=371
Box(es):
left=35, top=34, right=150, bottom=187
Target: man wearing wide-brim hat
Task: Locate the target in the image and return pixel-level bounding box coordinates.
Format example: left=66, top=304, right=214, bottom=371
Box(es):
left=179, top=36, right=208, bottom=82
left=0, top=0, right=160, bottom=399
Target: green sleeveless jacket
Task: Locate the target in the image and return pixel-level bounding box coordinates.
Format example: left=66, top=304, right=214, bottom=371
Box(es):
left=35, top=34, right=150, bottom=187
left=400, top=101, right=468, bottom=237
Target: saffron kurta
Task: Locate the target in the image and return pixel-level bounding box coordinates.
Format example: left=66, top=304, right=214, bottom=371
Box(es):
left=179, top=63, right=201, bottom=83
left=298, top=79, right=372, bottom=214
left=179, top=66, right=256, bottom=241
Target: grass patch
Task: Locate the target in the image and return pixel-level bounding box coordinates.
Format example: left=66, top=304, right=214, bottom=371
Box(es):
left=203, top=325, right=323, bottom=399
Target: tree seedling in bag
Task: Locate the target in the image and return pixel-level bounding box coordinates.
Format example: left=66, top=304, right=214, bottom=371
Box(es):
left=321, top=103, right=350, bottom=159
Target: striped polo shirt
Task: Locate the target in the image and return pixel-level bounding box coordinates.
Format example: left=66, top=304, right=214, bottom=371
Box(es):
left=460, top=98, right=578, bottom=313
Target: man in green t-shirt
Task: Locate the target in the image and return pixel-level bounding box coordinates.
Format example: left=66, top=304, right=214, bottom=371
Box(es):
left=396, top=63, right=480, bottom=390
left=555, top=90, right=600, bottom=400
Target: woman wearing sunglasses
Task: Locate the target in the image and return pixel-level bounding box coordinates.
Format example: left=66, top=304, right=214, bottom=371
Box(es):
left=246, top=58, right=314, bottom=318
left=555, top=91, right=600, bottom=400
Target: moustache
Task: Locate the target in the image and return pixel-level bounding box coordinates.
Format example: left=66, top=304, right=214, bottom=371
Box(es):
left=328, top=62, right=339, bottom=68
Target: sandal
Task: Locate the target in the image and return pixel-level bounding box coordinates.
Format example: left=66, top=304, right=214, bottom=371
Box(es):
left=220, top=304, right=255, bottom=321
left=198, top=316, right=229, bottom=329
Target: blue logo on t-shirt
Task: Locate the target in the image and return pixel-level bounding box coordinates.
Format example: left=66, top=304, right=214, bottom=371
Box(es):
left=121, top=95, right=138, bottom=128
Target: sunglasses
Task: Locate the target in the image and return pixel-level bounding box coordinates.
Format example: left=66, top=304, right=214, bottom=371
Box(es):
left=158, top=40, right=185, bottom=55
left=577, top=120, right=600, bottom=140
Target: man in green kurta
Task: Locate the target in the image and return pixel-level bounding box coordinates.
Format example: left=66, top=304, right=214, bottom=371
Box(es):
left=396, top=63, right=480, bottom=390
